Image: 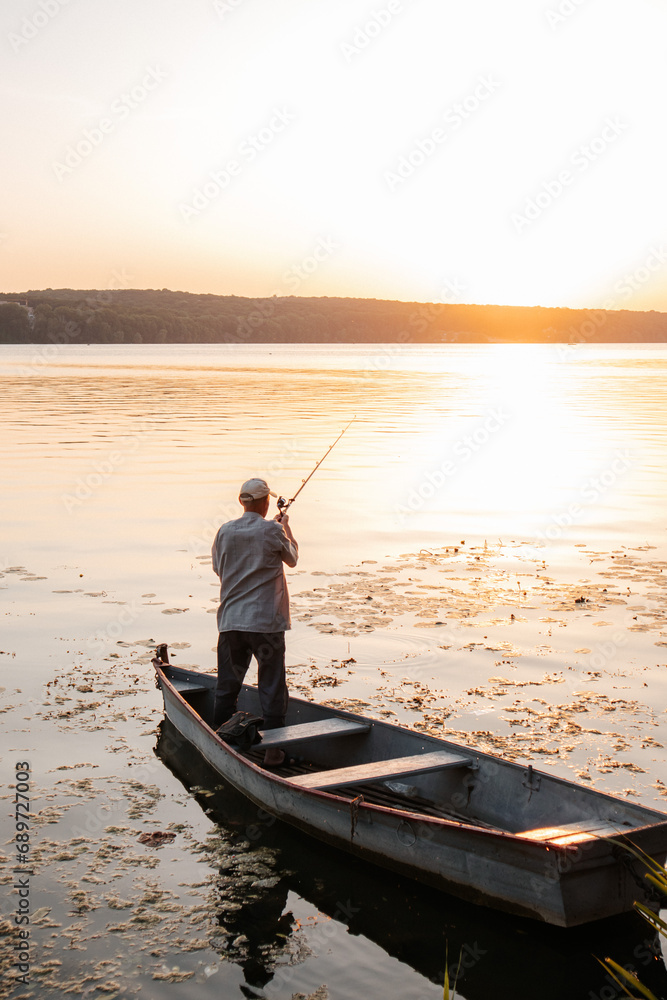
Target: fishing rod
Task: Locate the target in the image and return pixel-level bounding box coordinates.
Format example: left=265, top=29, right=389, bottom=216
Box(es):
left=276, top=417, right=355, bottom=521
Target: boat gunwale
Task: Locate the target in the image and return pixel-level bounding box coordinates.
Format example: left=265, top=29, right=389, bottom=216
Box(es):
left=155, top=663, right=524, bottom=838
left=155, top=663, right=667, bottom=856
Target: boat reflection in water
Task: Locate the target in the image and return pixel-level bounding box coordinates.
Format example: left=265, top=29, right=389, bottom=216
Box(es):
left=156, top=720, right=667, bottom=1000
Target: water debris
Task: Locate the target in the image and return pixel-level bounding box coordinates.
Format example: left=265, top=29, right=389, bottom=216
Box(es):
left=3, top=538, right=667, bottom=996
left=152, top=965, right=194, bottom=981
left=138, top=831, right=177, bottom=847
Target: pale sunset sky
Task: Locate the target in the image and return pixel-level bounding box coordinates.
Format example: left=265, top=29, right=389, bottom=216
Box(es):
left=2, top=0, right=667, bottom=310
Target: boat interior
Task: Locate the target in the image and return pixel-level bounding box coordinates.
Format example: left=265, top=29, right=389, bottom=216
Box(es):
left=165, top=666, right=658, bottom=843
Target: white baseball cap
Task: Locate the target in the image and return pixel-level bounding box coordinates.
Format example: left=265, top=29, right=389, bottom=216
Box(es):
left=239, top=478, right=277, bottom=501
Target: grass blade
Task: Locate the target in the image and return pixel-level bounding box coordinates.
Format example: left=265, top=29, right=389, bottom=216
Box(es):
left=595, top=957, right=642, bottom=999
left=442, top=942, right=463, bottom=1000
left=644, top=872, right=667, bottom=898
left=634, top=901, right=667, bottom=937
left=600, top=957, right=660, bottom=1000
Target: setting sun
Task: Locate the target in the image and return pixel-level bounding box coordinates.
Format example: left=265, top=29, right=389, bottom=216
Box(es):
left=2, top=0, right=667, bottom=311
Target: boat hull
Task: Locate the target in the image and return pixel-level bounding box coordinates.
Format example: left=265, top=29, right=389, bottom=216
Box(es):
left=156, top=665, right=667, bottom=927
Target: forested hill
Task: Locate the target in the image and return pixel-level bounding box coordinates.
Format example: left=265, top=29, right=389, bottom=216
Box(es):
left=1, top=288, right=666, bottom=344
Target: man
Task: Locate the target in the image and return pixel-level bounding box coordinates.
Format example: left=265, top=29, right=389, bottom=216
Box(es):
left=212, top=477, right=298, bottom=766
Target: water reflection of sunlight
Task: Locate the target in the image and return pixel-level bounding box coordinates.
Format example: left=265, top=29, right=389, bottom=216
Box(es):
left=5, top=344, right=664, bottom=575
left=408, top=346, right=600, bottom=524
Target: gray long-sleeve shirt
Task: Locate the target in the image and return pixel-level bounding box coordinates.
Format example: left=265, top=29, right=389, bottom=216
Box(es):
left=212, top=512, right=298, bottom=632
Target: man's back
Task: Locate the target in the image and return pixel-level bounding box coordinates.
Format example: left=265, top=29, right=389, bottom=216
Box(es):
left=212, top=511, right=298, bottom=633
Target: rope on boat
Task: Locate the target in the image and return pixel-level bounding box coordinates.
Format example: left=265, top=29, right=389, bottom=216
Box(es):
left=350, top=794, right=364, bottom=841
left=613, top=843, right=663, bottom=904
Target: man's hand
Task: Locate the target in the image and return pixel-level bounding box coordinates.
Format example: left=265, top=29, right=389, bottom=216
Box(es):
left=275, top=511, right=297, bottom=546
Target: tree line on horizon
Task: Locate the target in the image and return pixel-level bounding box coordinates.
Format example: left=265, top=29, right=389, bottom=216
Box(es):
left=0, top=288, right=666, bottom=345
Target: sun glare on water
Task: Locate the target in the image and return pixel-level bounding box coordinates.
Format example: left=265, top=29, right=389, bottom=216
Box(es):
left=399, top=346, right=603, bottom=535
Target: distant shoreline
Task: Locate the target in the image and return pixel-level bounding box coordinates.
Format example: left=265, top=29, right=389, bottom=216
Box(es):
left=1, top=288, right=665, bottom=344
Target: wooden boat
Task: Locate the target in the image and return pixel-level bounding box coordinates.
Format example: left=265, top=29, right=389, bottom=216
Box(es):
left=153, top=654, right=667, bottom=927
left=156, top=718, right=667, bottom=1000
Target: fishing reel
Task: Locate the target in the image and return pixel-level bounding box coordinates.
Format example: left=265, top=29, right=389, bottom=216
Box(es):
left=276, top=496, right=292, bottom=518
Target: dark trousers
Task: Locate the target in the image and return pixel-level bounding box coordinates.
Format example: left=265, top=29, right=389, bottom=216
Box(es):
left=215, top=630, right=288, bottom=730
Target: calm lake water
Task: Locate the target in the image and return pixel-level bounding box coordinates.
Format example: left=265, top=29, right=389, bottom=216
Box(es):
left=3, top=343, right=667, bottom=579
left=1, top=343, right=666, bottom=999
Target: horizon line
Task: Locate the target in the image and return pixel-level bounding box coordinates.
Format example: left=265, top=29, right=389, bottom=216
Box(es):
left=0, top=288, right=664, bottom=317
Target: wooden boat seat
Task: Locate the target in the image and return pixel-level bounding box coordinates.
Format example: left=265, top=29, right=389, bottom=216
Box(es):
left=260, top=718, right=371, bottom=747
left=288, top=749, right=473, bottom=790
left=518, top=818, right=628, bottom=845
left=171, top=679, right=209, bottom=695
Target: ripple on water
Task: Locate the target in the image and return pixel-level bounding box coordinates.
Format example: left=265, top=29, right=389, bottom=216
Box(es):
left=289, top=628, right=447, bottom=669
